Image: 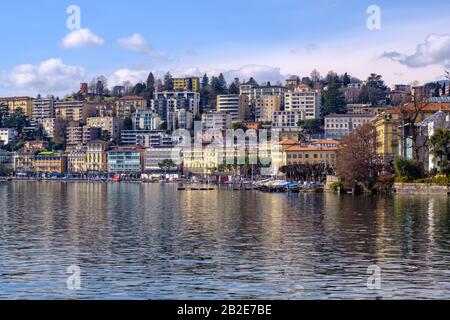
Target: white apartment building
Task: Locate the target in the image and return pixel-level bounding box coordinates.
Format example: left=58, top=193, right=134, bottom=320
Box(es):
left=32, top=98, right=54, bottom=125
left=201, top=112, right=232, bottom=131
left=324, top=113, right=374, bottom=139
left=134, top=109, right=161, bottom=130
left=216, top=95, right=249, bottom=122
left=272, top=111, right=304, bottom=129
left=0, top=128, right=17, bottom=145
left=285, top=86, right=321, bottom=119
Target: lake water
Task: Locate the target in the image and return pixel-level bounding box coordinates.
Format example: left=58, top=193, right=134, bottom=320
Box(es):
left=0, top=182, right=449, bottom=299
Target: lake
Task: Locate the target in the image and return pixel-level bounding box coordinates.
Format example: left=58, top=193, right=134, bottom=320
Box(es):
left=0, top=182, right=449, bottom=299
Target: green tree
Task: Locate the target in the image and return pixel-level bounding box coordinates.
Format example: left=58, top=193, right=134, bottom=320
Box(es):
left=358, top=73, right=388, bottom=105
left=229, top=82, right=240, bottom=94
left=393, top=156, right=424, bottom=180
left=159, top=159, right=177, bottom=174
left=201, top=74, right=209, bottom=89
left=146, top=72, right=155, bottom=99
left=429, top=128, right=450, bottom=174
left=2, top=108, right=30, bottom=135
left=163, top=72, right=174, bottom=91
left=123, top=117, right=133, bottom=131
left=322, top=78, right=347, bottom=117
left=100, top=130, right=111, bottom=142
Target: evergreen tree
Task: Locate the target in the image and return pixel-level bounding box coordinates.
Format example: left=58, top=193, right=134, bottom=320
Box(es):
left=342, top=72, right=351, bottom=87
left=163, top=72, right=174, bottom=91
left=322, top=78, right=347, bottom=117
left=201, top=74, right=209, bottom=89
left=146, top=72, right=155, bottom=99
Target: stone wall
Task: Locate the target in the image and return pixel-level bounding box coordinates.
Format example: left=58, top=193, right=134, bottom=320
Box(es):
left=393, top=183, right=450, bottom=195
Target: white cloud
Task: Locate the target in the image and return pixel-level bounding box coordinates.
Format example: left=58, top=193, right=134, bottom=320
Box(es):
left=61, top=28, right=105, bottom=49
left=117, top=33, right=168, bottom=59
left=108, top=69, right=150, bottom=87
left=0, top=58, right=85, bottom=96
left=381, top=34, right=450, bottom=68
left=220, top=65, right=286, bottom=83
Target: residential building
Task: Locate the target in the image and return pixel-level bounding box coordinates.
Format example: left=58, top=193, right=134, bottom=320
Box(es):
left=152, top=91, right=200, bottom=120
left=134, top=110, right=161, bottom=130
left=282, top=145, right=337, bottom=167
left=13, top=151, right=35, bottom=173
left=285, top=85, right=321, bottom=119
left=216, top=94, right=249, bottom=122
left=32, top=98, right=54, bottom=125
left=346, top=104, right=389, bottom=115
left=272, top=111, right=304, bottom=129
left=66, top=124, right=83, bottom=146
left=144, top=146, right=180, bottom=173
left=167, top=108, right=194, bottom=131
left=121, top=130, right=174, bottom=147
left=42, top=118, right=66, bottom=142
left=0, top=128, right=17, bottom=145
left=201, top=112, right=232, bottom=131
left=54, top=100, right=96, bottom=122
left=32, top=152, right=67, bottom=174
left=0, top=96, right=33, bottom=117
left=173, top=77, right=201, bottom=92
left=67, top=148, right=87, bottom=173
left=86, top=117, right=122, bottom=140
left=0, top=149, right=13, bottom=169
left=325, top=113, right=374, bottom=139
left=108, top=146, right=145, bottom=174
left=115, top=96, right=147, bottom=118
left=85, top=140, right=109, bottom=173
left=255, top=95, right=281, bottom=122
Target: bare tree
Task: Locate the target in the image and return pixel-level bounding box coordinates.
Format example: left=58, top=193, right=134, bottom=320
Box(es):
left=337, top=123, right=384, bottom=191
left=398, top=89, right=430, bottom=162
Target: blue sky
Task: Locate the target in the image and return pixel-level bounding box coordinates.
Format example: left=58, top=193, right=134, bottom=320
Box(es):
left=1, top=0, right=450, bottom=96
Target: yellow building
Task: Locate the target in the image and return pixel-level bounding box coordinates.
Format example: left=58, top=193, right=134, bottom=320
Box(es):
left=85, top=140, right=109, bottom=172
left=32, top=152, right=67, bottom=174
left=372, top=110, right=401, bottom=165
left=0, top=96, right=33, bottom=117
left=173, top=77, right=200, bottom=92
left=282, top=145, right=337, bottom=166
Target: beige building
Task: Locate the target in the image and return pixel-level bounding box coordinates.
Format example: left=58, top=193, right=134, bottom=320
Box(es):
left=255, top=95, right=281, bottom=122
left=55, top=100, right=97, bottom=122
left=86, top=117, right=122, bottom=140
left=67, top=149, right=87, bottom=173
left=115, top=96, right=147, bottom=118
left=0, top=96, right=33, bottom=117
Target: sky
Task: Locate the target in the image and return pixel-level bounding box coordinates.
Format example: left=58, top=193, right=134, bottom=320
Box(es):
left=0, top=0, right=450, bottom=96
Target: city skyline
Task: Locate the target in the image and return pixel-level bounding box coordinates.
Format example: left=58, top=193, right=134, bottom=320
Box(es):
left=0, top=0, right=450, bottom=97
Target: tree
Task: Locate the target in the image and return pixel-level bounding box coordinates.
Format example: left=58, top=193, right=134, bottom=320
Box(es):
left=146, top=72, right=155, bottom=99
left=229, top=81, right=240, bottom=94
left=393, top=156, right=424, bottom=180
left=398, top=94, right=430, bottom=161
left=322, top=77, right=347, bottom=117
left=311, top=69, right=321, bottom=83
left=159, top=159, right=177, bottom=174
left=123, top=117, right=133, bottom=131
left=358, top=73, right=388, bottom=105
left=429, top=128, right=450, bottom=174
left=336, top=123, right=384, bottom=191
left=132, top=82, right=147, bottom=96
left=211, top=74, right=227, bottom=95
left=2, top=108, right=30, bottom=135
left=247, top=77, right=258, bottom=87
left=342, top=73, right=351, bottom=87
left=163, top=72, right=174, bottom=91
left=201, top=74, right=209, bottom=89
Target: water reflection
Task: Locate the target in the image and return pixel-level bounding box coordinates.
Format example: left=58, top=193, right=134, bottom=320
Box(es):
left=0, top=182, right=449, bottom=299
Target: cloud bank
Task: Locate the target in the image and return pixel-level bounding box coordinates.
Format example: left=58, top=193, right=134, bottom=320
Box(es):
left=118, top=33, right=168, bottom=59
left=61, top=28, right=105, bottom=49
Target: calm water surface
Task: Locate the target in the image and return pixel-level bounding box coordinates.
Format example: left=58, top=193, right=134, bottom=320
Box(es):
left=0, top=182, right=449, bottom=299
